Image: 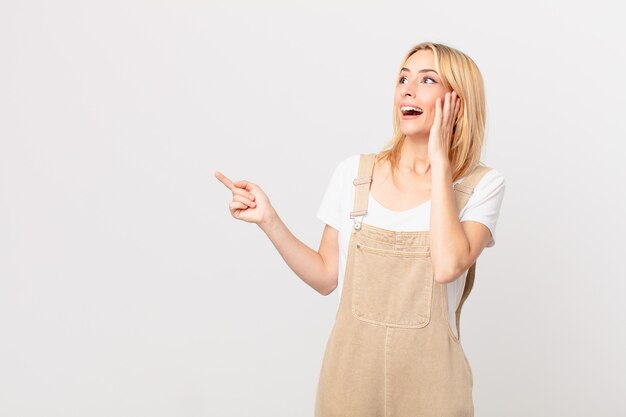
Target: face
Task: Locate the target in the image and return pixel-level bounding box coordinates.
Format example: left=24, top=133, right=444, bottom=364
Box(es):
left=394, top=48, right=453, bottom=140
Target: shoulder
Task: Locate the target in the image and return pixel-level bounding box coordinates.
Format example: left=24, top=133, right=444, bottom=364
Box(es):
left=456, top=164, right=505, bottom=191
left=338, top=153, right=360, bottom=173
left=328, top=153, right=361, bottom=181
left=462, top=165, right=506, bottom=209
left=475, top=166, right=506, bottom=195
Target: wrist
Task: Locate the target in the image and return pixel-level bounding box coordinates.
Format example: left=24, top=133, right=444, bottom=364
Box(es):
left=430, top=156, right=451, bottom=171
left=258, top=206, right=280, bottom=232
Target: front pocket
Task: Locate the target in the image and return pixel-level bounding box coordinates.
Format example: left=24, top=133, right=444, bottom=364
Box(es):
left=351, top=243, right=433, bottom=328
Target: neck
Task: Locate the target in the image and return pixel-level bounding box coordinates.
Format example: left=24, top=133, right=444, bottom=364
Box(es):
left=399, top=136, right=430, bottom=176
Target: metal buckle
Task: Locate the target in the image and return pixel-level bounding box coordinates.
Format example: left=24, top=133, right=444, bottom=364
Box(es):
left=453, top=182, right=473, bottom=195
left=352, top=215, right=364, bottom=230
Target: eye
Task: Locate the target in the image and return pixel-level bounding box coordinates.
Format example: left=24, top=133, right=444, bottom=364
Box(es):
left=398, top=76, right=437, bottom=85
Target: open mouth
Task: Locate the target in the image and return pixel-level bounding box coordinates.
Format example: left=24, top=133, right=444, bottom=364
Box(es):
left=400, top=106, right=423, bottom=117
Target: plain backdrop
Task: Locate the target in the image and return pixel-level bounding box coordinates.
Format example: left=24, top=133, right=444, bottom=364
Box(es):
left=1, top=1, right=625, bottom=416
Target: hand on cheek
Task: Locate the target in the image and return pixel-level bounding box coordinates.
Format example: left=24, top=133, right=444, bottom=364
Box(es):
left=428, top=91, right=461, bottom=165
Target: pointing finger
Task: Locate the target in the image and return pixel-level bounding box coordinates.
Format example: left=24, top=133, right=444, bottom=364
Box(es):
left=214, top=171, right=235, bottom=190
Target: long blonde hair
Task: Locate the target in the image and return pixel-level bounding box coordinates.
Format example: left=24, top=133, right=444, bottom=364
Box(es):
left=377, top=42, right=487, bottom=183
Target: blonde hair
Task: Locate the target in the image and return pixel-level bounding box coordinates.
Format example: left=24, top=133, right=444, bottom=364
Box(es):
left=376, top=42, right=487, bottom=183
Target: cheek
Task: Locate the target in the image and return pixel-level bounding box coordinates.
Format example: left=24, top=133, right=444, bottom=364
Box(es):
left=424, top=106, right=435, bottom=119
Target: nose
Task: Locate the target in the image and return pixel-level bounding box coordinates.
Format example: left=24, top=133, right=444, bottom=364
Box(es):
left=400, top=82, right=415, bottom=97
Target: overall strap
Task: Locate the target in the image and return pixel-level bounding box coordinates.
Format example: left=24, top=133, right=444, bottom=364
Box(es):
left=453, top=164, right=492, bottom=215
left=349, top=155, right=492, bottom=233
left=350, top=154, right=376, bottom=224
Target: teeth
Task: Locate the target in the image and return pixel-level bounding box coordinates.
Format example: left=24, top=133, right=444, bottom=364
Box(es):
left=400, top=106, right=423, bottom=113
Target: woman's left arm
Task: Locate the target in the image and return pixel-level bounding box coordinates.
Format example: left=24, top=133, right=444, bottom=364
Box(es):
left=428, top=91, right=492, bottom=284
left=430, top=160, right=492, bottom=284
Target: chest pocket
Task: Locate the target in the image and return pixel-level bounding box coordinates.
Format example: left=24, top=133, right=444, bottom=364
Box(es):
left=351, top=240, right=433, bottom=329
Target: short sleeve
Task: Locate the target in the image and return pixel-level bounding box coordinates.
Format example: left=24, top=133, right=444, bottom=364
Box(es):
left=459, top=169, right=506, bottom=248
left=316, top=160, right=345, bottom=231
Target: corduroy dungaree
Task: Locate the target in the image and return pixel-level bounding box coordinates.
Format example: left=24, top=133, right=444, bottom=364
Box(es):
left=315, top=153, right=492, bottom=417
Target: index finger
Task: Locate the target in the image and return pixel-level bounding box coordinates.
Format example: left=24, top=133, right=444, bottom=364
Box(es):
left=214, top=171, right=235, bottom=190
left=434, top=97, right=442, bottom=122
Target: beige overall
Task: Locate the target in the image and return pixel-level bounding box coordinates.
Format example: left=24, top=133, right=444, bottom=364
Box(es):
left=315, top=153, right=492, bottom=417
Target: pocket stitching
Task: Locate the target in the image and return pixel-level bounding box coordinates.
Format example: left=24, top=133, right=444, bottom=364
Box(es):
left=356, top=243, right=431, bottom=258
left=351, top=243, right=434, bottom=328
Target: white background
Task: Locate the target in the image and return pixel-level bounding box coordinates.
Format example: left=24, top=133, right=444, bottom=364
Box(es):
left=1, top=1, right=625, bottom=416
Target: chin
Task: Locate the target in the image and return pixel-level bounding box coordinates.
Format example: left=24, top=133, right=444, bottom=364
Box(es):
left=399, top=118, right=429, bottom=136
left=399, top=126, right=426, bottom=137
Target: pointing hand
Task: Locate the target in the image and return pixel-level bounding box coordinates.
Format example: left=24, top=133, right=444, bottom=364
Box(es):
left=214, top=171, right=275, bottom=226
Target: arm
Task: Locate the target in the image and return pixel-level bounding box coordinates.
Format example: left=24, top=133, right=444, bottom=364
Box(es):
left=215, top=166, right=341, bottom=296
left=429, top=160, right=492, bottom=284
left=260, top=212, right=339, bottom=296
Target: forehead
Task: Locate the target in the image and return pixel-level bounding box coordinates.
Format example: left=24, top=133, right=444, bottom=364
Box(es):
left=402, top=49, right=435, bottom=71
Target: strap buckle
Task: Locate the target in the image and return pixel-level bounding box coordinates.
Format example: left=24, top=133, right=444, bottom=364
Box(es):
left=350, top=210, right=366, bottom=230
left=352, top=216, right=364, bottom=230
left=453, top=182, right=473, bottom=195
left=353, top=176, right=372, bottom=186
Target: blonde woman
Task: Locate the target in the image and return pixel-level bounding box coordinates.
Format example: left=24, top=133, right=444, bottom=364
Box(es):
left=216, top=41, right=505, bottom=416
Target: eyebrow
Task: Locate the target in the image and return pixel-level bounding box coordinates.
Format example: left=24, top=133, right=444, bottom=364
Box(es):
left=400, top=67, right=438, bottom=75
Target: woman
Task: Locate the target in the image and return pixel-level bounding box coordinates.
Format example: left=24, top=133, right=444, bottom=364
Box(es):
left=215, top=41, right=505, bottom=416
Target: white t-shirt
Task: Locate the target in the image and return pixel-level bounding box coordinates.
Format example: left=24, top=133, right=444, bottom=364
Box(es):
left=316, top=154, right=506, bottom=339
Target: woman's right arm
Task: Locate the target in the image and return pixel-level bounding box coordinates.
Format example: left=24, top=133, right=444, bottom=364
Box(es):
left=215, top=171, right=339, bottom=296
left=259, top=213, right=338, bottom=296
